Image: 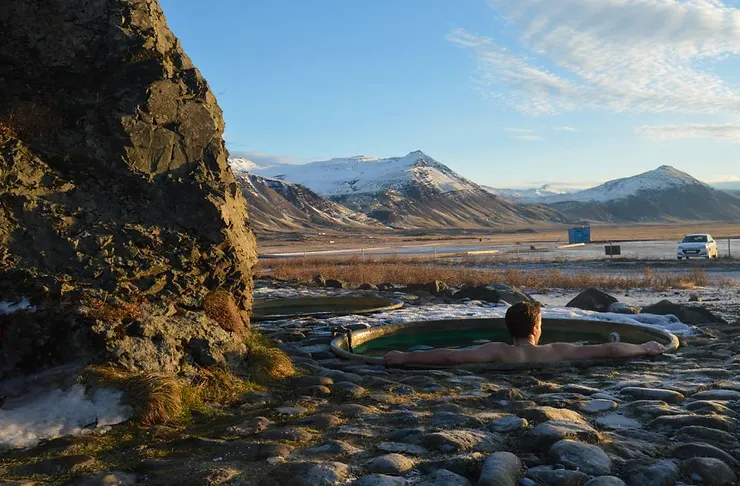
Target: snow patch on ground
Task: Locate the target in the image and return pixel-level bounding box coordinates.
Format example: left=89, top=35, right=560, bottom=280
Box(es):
left=0, top=297, right=35, bottom=314
left=0, top=384, right=132, bottom=450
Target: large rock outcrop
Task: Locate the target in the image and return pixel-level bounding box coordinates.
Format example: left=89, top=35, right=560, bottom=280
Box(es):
left=0, top=0, right=257, bottom=377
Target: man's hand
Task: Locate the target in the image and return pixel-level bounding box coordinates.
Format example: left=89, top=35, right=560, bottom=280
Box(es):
left=642, top=341, right=665, bottom=356
left=383, top=350, right=406, bottom=367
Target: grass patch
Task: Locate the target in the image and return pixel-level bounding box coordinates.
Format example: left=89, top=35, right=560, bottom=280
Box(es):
left=244, top=330, right=297, bottom=382
left=256, top=256, right=720, bottom=291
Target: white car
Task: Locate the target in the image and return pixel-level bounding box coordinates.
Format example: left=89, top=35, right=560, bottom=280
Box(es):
left=677, top=234, right=718, bottom=259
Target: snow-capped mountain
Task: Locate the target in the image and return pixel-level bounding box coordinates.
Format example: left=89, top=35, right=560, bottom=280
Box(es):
left=484, top=184, right=575, bottom=203
left=236, top=151, right=566, bottom=229
left=544, top=166, right=704, bottom=203
left=544, top=166, right=740, bottom=222
left=235, top=173, right=384, bottom=234
left=251, top=150, right=481, bottom=197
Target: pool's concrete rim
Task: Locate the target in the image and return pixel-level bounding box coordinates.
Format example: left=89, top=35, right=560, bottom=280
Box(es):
left=331, top=317, right=680, bottom=370
left=251, top=296, right=405, bottom=321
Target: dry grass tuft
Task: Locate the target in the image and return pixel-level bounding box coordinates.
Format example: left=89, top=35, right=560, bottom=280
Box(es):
left=1, top=102, right=63, bottom=142
left=84, top=365, right=183, bottom=426
left=243, top=330, right=296, bottom=383
left=193, top=367, right=261, bottom=404
left=203, top=290, right=245, bottom=332
left=257, top=256, right=720, bottom=291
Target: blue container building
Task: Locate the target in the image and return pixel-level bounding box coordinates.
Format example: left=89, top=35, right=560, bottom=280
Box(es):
left=568, top=226, right=591, bottom=244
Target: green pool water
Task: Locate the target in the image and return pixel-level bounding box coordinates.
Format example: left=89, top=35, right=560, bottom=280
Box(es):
left=353, top=328, right=627, bottom=357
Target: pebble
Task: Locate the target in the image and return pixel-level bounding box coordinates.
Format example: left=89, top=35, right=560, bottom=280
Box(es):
left=332, top=381, right=368, bottom=400
left=339, top=425, right=385, bottom=437
left=427, top=469, right=472, bottom=486
left=525, top=465, right=590, bottom=486
left=366, top=454, right=415, bottom=475
left=518, top=406, right=586, bottom=424
left=376, top=442, right=429, bottom=456
left=336, top=403, right=377, bottom=418
left=671, top=442, right=740, bottom=468
left=352, top=475, right=408, bottom=486
left=428, top=412, right=482, bottom=428
left=549, top=440, right=612, bottom=476
left=274, top=406, right=308, bottom=416
left=673, top=425, right=739, bottom=448
left=681, top=457, right=738, bottom=486
left=259, top=426, right=315, bottom=442
left=578, top=399, right=619, bottom=414
left=478, top=451, right=522, bottom=486
left=488, top=415, right=528, bottom=433
left=649, top=414, right=735, bottom=431
left=619, top=387, right=685, bottom=404
left=595, top=413, right=643, bottom=430
left=421, top=429, right=505, bottom=453
left=73, top=472, right=138, bottom=486
left=691, top=389, right=740, bottom=400
left=303, top=440, right=362, bottom=457
left=621, top=459, right=680, bottom=486
left=583, top=476, right=626, bottom=486
left=261, top=461, right=352, bottom=486
left=524, top=420, right=600, bottom=451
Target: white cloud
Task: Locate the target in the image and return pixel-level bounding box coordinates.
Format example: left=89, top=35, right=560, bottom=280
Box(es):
left=449, top=0, right=740, bottom=116
left=511, top=135, right=545, bottom=141
left=553, top=126, right=578, bottom=132
left=636, top=124, right=740, bottom=142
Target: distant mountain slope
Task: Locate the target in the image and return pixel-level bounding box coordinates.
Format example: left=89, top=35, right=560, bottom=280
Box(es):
left=485, top=184, right=575, bottom=203
left=546, top=166, right=740, bottom=222
left=251, top=151, right=567, bottom=228
left=545, top=166, right=702, bottom=203
left=234, top=173, right=385, bottom=233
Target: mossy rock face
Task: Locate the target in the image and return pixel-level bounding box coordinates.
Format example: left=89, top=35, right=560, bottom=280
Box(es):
left=0, top=0, right=257, bottom=377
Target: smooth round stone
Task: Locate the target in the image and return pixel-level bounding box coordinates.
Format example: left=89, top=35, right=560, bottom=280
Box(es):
left=579, top=400, right=618, bottom=414
left=259, top=426, right=315, bottom=442
left=583, top=477, right=627, bottom=486
left=366, top=454, right=415, bottom=474
left=352, top=474, right=407, bottom=486
left=591, top=393, right=620, bottom=402
left=549, top=440, right=612, bottom=476
left=478, top=452, right=522, bottom=486
left=525, top=466, right=589, bottom=486
left=621, top=459, right=680, bottom=486
left=681, top=457, right=738, bottom=486
left=292, top=376, right=334, bottom=387
left=431, top=469, right=472, bottom=486
left=488, top=415, right=528, bottom=433
left=649, top=414, right=735, bottom=431
left=673, top=426, right=739, bottom=449
left=519, top=479, right=536, bottom=486
left=332, top=381, right=368, bottom=400
left=421, top=430, right=505, bottom=453
left=376, top=442, right=429, bottom=456
left=691, top=389, right=740, bottom=401
left=518, top=406, right=586, bottom=424
left=428, top=412, right=481, bottom=428
left=595, top=414, right=642, bottom=430
left=684, top=401, right=737, bottom=416
left=336, top=404, right=377, bottom=418
left=303, top=440, right=362, bottom=457
left=620, top=387, right=685, bottom=404
left=524, top=420, right=599, bottom=451
left=672, top=443, right=740, bottom=469
left=264, top=461, right=351, bottom=486
left=274, top=406, right=308, bottom=416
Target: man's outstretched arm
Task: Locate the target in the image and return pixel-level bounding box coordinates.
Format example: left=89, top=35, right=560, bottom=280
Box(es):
left=553, top=341, right=665, bottom=361
left=384, top=343, right=503, bottom=366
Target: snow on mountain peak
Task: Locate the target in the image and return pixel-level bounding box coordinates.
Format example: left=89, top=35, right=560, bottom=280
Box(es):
left=249, top=151, right=479, bottom=197
left=547, top=165, right=705, bottom=203
left=229, top=157, right=261, bottom=173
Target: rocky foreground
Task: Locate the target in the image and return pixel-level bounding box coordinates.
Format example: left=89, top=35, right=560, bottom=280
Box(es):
left=1, top=285, right=739, bottom=486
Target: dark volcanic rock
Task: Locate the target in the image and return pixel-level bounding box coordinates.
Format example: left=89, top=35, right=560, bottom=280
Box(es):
left=452, top=283, right=538, bottom=305
left=0, top=0, right=257, bottom=378
left=405, top=280, right=451, bottom=297
left=566, top=287, right=618, bottom=312
left=641, top=300, right=727, bottom=324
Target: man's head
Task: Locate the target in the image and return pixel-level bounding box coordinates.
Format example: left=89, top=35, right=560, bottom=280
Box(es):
left=505, top=302, right=542, bottom=343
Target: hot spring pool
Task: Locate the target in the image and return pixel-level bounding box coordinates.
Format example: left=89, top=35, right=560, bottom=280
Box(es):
left=251, top=296, right=404, bottom=321
left=331, top=317, right=679, bottom=370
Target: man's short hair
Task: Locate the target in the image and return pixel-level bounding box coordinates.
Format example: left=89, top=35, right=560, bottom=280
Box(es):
left=505, top=302, right=541, bottom=339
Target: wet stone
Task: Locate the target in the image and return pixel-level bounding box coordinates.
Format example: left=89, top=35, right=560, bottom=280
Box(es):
left=377, top=442, right=429, bottom=456
left=562, top=384, right=602, bottom=395
left=400, top=375, right=437, bottom=387
left=619, top=387, right=685, bottom=404
left=292, top=376, right=334, bottom=388
left=649, top=414, right=735, bottom=431
left=478, top=451, right=522, bottom=486
left=691, top=389, right=740, bottom=401
left=673, top=425, right=739, bottom=448
left=583, top=477, right=626, bottom=486
left=421, top=429, right=505, bottom=453
left=623, top=400, right=683, bottom=418
left=549, top=440, right=612, bottom=476
left=525, top=466, right=589, bottom=486
left=303, top=440, right=362, bottom=457
left=524, top=420, right=600, bottom=451
left=319, top=369, right=363, bottom=384
left=368, top=394, right=397, bottom=404
left=387, top=411, right=426, bottom=426
left=621, top=459, right=680, bottom=486
left=366, top=454, right=415, bottom=475
left=681, top=457, right=738, bottom=486
left=425, top=469, right=472, bottom=486
left=488, top=415, right=528, bottom=433
left=386, top=428, right=425, bottom=444
left=339, top=425, right=387, bottom=438
left=352, top=474, right=408, bottom=486
left=595, top=414, right=642, bottom=430
left=428, top=412, right=482, bottom=429
left=298, top=385, right=332, bottom=397
left=684, top=400, right=737, bottom=417
left=578, top=400, right=618, bottom=414
left=671, top=442, right=740, bottom=468
left=417, top=453, right=485, bottom=478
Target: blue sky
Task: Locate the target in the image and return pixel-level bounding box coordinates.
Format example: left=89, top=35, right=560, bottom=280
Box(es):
left=160, top=0, right=740, bottom=188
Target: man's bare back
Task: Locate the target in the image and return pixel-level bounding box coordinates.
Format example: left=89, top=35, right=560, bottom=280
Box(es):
left=383, top=302, right=667, bottom=367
